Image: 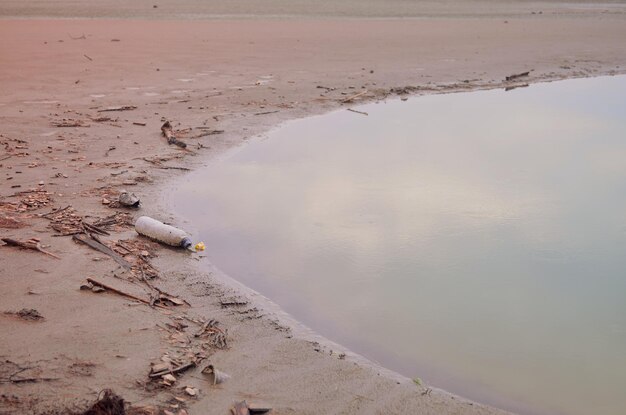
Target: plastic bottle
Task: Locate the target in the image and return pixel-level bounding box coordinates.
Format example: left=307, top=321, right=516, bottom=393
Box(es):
left=135, top=216, right=192, bottom=249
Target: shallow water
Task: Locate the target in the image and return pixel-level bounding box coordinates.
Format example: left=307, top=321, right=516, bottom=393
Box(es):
left=172, top=76, right=626, bottom=415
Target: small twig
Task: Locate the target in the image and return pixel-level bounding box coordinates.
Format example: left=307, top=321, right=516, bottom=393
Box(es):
left=83, top=54, right=93, bottom=61
left=97, top=106, right=137, bottom=112
left=254, top=110, right=279, bottom=116
left=341, top=90, right=368, bottom=103
left=157, top=166, right=191, bottom=171
left=347, top=108, right=368, bottom=116
left=41, top=205, right=72, bottom=219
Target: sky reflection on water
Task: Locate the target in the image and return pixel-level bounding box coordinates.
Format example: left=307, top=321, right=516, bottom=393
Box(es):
left=172, top=76, right=626, bottom=415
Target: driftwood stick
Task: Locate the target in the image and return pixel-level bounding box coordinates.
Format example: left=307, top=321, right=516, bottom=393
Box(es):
left=86, top=277, right=167, bottom=309
left=192, top=130, right=224, bottom=138
left=157, top=166, right=191, bottom=171
left=148, top=361, right=196, bottom=378
left=42, top=205, right=72, bottom=219
left=73, top=234, right=131, bottom=269
left=341, top=90, right=368, bottom=103
left=97, top=106, right=137, bottom=112
left=347, top=108, right=368, bottom=116
left=1, top=238, right=61, bottom=259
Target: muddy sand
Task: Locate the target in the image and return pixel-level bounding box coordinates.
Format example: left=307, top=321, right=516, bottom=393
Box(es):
left=1, top=9, right=626, bottom=415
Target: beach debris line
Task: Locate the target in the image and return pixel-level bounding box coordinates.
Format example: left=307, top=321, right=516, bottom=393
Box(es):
left=1, top=237, right=60, bottom=259
left=135, top=216, right=192, bottom=249
left=505, top=71, right=531, bottom=81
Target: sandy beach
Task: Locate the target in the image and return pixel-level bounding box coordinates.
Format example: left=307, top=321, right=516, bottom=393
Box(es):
left=1, top=2, right=626, bottom=414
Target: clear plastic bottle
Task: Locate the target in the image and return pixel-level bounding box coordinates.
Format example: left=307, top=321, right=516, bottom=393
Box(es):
left=135, top=216, right=192, bottom=248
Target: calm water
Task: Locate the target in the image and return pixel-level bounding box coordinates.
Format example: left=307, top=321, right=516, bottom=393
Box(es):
left=171, top=76, right=626, bottom=415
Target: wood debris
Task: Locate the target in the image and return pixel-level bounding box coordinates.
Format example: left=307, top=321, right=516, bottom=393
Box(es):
left=82, top=277, right=167, bottom=309
left=0, top=215, right=26, bottom=229
left=340, top=90, right=368, bottom=103
left=4, top=308, right=44, bottom=321
left=52, top=119, right=88, bottom=128
left=97, top=106, right=137, bottom=112
left=1, top=190, right=53, bottom=212
left=1, top=237, right=60, bottom=259
left=161, top=121, right=187, bottom=148
left=505, top=71, right=531, bottom=81
left=73, top=234, right=132, bottom=269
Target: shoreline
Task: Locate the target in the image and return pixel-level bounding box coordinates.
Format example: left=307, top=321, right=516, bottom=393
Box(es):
left=1, top=15, right=625, bottom=415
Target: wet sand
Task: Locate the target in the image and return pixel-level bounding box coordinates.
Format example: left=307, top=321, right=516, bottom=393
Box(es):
left=1, top=9, right=626, bottom=415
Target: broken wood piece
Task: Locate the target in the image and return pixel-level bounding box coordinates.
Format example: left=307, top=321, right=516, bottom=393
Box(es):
left=149, top=361, right=196, bottom=378
left=192, top=130, right=224, bottom=138
left=341, top=90, right=368, bottom=103
left=347, top=108, right=368, bottom=116
left=73, top=234, right=131, bottom=269
left=505, top=84, right=529, bottom=92
left=97, top=106, right=137, bottom=112
left=85, top=277, right=167, bottom=309
left=253, top=110, right=279, bottom=116
left=133, top=122, right=147, bottom=126
left=161, top=121, right=187, bottom=148
left=1, top=237, right=60, bottom=259
left=157, top=166, right=191, bottom=171
left=505, top=71, right=530, bottom=81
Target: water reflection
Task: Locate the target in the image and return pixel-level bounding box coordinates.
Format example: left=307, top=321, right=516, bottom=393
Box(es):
left=172, top=76, right=626, bottom=415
